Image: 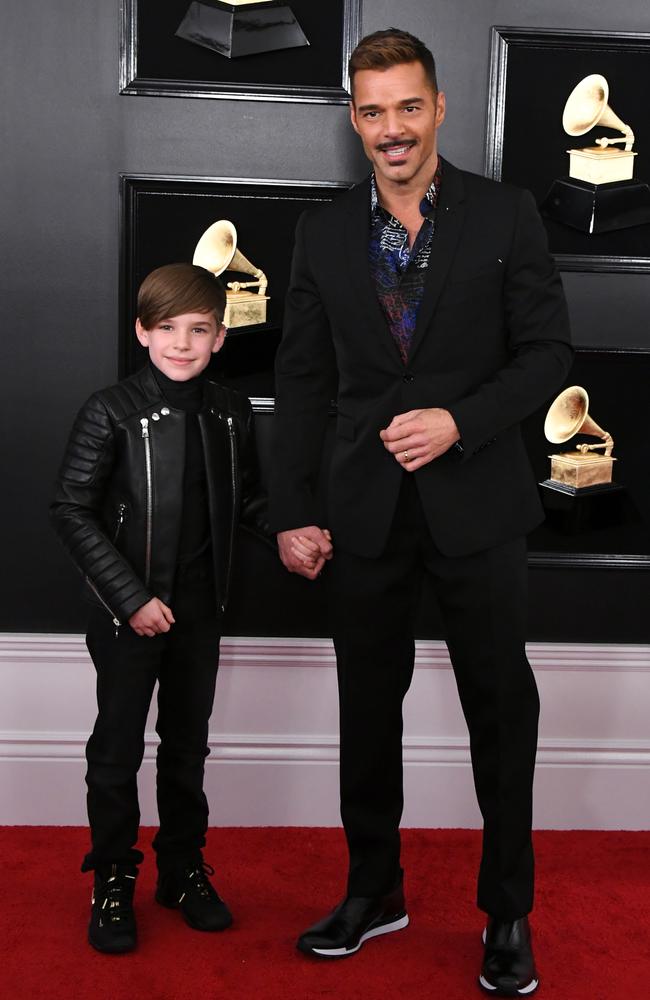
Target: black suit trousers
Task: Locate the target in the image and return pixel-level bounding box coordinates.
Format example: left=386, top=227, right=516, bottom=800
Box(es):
left=329, top=473, right=539, bottom=919
left=82, top=608, right=220, bottom=874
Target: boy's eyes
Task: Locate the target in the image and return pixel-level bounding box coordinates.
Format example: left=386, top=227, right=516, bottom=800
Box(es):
left=157, top=324, right=209, bottom=335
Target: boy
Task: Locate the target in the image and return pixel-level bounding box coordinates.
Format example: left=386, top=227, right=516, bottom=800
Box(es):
left=51, top=263, right=272, bottom=953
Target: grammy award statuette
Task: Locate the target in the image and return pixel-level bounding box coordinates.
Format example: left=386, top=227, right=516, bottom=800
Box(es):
left=176, top=1, right=309, bottom=60
left=193, top=220, right=270, bottom=329
left=541, top=74, right=650, bottom=233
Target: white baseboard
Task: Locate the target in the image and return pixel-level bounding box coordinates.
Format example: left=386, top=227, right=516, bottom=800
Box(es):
left=1, top=634, right=648, bottom=828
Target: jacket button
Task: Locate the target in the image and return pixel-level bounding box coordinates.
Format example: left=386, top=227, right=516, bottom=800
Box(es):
left=152, top=412, right=160, bottom=421
left=160, top=407, right=170, bottom=416
left=402, top=373, right=415, bottom=383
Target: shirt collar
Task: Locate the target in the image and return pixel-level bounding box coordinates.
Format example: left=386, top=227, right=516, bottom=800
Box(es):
left=370, top=160, right=442, bottom=224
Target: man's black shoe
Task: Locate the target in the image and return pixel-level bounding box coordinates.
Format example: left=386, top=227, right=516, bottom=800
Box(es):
left=155, top=860, right=232, bottom=931
left=479, top=915, right=539, bottom=996
left=88, top=864, right=138, bottom=954
left=297, top=881, right=408, bottom=958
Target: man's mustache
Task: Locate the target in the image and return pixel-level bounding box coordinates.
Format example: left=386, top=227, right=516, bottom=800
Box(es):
left=376, top=139, right=416, bottom=152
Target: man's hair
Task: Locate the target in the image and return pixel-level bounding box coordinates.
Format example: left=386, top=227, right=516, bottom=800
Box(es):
left=137, top=263, right=226, bottom=329
left=349, top=27, right=438, bottom=96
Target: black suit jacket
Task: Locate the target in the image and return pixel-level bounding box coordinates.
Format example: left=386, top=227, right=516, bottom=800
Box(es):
left=270, top=158, right=573, bottom=558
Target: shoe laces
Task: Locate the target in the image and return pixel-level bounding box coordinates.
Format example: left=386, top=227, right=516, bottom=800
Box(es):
left=95, top=873, right=136, bottom=924
left=182, top=861, right=218, bottom=902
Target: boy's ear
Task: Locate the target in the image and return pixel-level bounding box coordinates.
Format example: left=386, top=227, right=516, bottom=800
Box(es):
left=211, top=323, right=227, bottom=354
left=135, top=319, right=150, bottom=347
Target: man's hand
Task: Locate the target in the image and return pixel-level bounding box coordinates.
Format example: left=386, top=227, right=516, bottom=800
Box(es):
left=277, top=526, right=333, bottom=580
left=380, top=408, right=460, bottom=471
left=129, top=597, right=175, bottom=637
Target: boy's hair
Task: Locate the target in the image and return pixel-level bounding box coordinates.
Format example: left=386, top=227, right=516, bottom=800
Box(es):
left=348, top=27, right=438, bottom=97
left=137, top=263, right=226, bottom=330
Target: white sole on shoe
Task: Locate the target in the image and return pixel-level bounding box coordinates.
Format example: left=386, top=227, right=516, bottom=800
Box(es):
left=311, top=913, right=410, bottom=957
left=479, top=974, right=539, bottom=996
left=480, top=927, right=538, bottom=996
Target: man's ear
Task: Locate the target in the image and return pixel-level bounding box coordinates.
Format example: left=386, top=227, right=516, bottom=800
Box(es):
left=349, top=101, right=360, bottom=136
left=135, top=319, right=149, bottom=347
left=434, top=90, right=446, bottom=129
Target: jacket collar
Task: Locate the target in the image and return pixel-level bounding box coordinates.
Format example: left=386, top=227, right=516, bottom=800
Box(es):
left=131, top=363, right=166, bottom=403
left=407, top=157, right=466, bottom=363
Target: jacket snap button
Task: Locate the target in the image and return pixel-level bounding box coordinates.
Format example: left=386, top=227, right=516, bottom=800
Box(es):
left=152, top=412, right=160, bottom=421
left=160, top=407, right=170, bottom=416
left=402, top=373, right=414, bottom=383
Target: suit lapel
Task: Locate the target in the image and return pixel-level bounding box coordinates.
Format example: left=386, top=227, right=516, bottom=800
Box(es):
left=343, top=178, right=404, bottom=366
left=407, top=158, right=467, bottom=364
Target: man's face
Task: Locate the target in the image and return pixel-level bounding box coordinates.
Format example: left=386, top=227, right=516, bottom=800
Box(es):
left=350, top=61, right=445, bottom=190
left=135, top=311, right=226, bottom=381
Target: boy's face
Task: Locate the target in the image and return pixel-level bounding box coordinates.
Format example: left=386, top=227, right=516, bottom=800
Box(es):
left=135, top=311, right=226, bottom=381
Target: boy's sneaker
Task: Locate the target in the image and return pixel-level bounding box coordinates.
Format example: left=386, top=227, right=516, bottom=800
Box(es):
left=155, top=859, right=232, bottom=931
left=88, top=864, right=138, bottom=953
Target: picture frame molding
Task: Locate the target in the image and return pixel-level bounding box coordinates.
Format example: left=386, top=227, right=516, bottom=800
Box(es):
left=119, top=0, right=361, bottom=104
left=485, top=25, right=650, bottom=274
left=119, top=171, right=351, bottom=410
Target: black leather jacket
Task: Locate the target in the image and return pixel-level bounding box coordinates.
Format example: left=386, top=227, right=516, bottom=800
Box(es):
left=51, top=366, right=269, bottom=626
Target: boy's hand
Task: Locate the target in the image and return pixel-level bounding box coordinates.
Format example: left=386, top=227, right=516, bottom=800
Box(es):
left=129, top=597, right=175, bottom=637
left=290, top=533, right=331, bottom=572
left=278, top=526, right=332, bottom=580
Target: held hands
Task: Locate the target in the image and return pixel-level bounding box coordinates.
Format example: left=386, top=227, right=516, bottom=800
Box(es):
left=277, top=526, right=333, bottom=581
left=129, top=597, right=175, bottom=637
left=380, top=408, right=460, bottom=471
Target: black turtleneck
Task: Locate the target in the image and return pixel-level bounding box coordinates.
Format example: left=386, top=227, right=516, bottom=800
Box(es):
left=150, top=364, right=215, bottom=620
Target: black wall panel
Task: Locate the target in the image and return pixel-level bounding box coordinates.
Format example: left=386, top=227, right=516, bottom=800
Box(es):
left=2, top=0, right=650, bottom=641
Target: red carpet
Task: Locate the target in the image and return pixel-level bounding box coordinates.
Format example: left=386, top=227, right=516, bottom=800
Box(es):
left=1, top=827, right=648, bottom=1000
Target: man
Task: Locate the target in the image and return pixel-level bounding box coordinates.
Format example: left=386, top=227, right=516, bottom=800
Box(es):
left=269, top=28, right=572, bottom=997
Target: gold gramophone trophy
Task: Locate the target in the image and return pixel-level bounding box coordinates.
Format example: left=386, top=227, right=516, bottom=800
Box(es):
left=193, top=220, right=269, bottom=329
left=543, top=386, right=615, bottom=492
left=176, top=1, right=309, bottom=59
left=541, top=74, right=650, bottom=233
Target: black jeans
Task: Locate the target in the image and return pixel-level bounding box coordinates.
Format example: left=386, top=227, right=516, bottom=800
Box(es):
left=329, top=473, right=540, bottom=919
left=82, top=609, right=220, bottom=874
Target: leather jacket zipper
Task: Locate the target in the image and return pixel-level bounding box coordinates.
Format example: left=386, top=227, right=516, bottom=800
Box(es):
left=86, top=576, right=121, bottom=636
left=85, top=504, right=126, bottom=637
left=113, top=502, right=126, bottom=543
left=140, top=417, right=153, bottom=586
left=223, top=415, right=238, bottom=612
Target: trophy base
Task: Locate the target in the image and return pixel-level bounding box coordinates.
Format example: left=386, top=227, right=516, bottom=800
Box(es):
left=567, top=147, right=636, bottom=185
left=540, top=176, right=650, bottom=234
left=176, top=1, right=309, bottom=59
left=539, top=479, right=626, bottom=535
left=548, top=451, right=615, bottom=490
left=225, top=291, right=270, bottom=328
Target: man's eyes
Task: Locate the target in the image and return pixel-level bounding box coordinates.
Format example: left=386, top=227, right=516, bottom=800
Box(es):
left=362, top=106, right=420, bottom=119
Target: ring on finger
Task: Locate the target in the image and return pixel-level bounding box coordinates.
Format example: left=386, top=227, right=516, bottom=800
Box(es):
left=403, top=450, right=409, bottom=462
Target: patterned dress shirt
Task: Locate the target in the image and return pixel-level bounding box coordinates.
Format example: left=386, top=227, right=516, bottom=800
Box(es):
left=368, top=161, right=442, bottom=364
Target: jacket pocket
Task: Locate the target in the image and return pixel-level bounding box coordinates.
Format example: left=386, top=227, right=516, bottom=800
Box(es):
left=336, top=412, right=356, bottom=441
